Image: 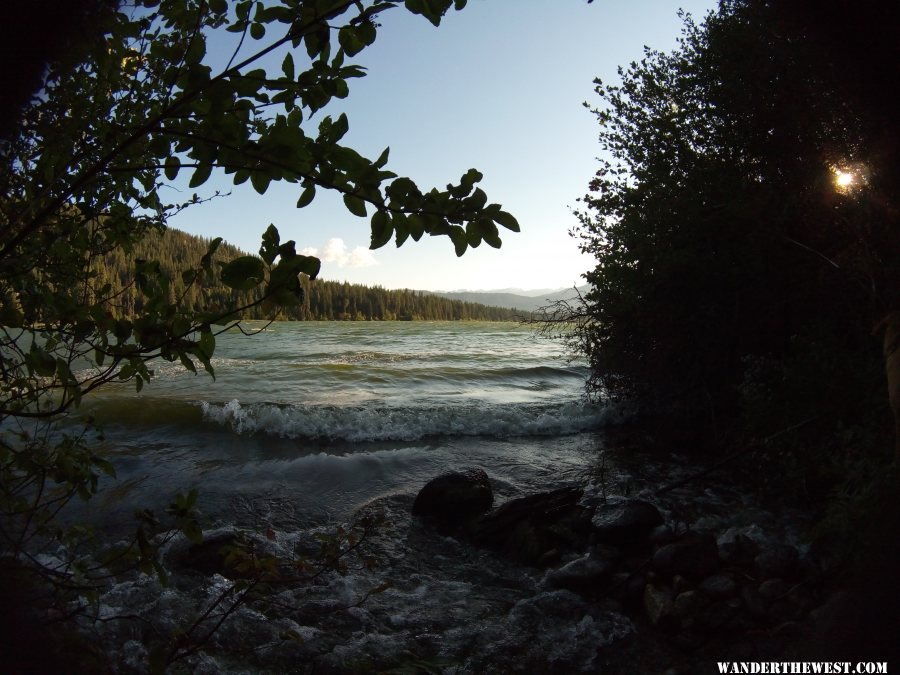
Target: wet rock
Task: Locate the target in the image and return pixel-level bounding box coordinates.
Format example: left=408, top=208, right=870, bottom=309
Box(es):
left=652, top=533, right=719, bottom=581
left=467, top=486, right=592, bottom=565
left=544, top=554, right=612, bottom=595
left=699, top=573, right=737, bottom=599
left=643, top=583, right=677, bottom=629
left=755, top=543, right=799, bottom=580
left=718, top=533, right=761, bottom=566
left=591, top=499, right=663, bottom=544
left=412, top=467, right=493, bottom=529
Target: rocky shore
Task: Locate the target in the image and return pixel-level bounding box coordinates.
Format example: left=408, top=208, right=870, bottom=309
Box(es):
left=409, top=466, right=873, bottom=674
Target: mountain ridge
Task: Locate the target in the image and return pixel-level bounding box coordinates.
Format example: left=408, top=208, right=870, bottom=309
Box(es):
left=429, top=286, right=589, bottom=313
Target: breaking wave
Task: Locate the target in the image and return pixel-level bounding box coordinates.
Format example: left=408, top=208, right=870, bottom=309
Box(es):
left=200, top=398, right=611, bottom=442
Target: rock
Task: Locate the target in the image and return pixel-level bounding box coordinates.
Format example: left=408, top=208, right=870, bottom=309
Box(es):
left=591, top=499, right=664, bottom=544
left=672, top=574, right=692, bottom=594
left=644, top=583, right=676, bottom=629
left=758, top=578, right=790, bottom=601
left=673, top=590, right=707, bottom=629
left=652, top=533, right=719, bottom=581
left=696, top=598, right=741, bottom=632
left=412, top=467, right=493, bottom=529
left=172, top=532, right=244, bottom=578
left=740, top=583, right=768, bottom=618
left=544, top=554, right=612, bottom=595
left=611, top=571, right=648, bottom=608
left=648, top=524, right=677, bottom=548
left=467, top=486, right=591, bottom=565
left=699, top=573, right=737, bottom=599
left=755, top=544, right=799, bottom=580
left=718, top=533, right=761, bottom=566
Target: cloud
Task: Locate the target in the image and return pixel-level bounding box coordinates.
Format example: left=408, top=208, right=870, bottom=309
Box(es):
left=300, top=238, right=377, bottom=268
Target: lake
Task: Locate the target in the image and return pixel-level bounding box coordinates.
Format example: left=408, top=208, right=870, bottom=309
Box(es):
left=76, top=320, right=610, bottom=533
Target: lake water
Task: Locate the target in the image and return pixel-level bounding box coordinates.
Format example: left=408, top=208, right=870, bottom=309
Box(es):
left=75, top=321, right=611, bottom=532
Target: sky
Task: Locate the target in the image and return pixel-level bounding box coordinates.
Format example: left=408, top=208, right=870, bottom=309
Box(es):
left=168, top=0, right=718, bottom=292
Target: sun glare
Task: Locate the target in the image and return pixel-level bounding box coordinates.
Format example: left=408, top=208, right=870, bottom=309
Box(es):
left=834, top=169, right=854, bottom=188
left=830, top=163, right=868, bottom=194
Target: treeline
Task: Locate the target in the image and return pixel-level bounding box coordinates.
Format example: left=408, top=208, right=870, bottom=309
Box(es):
left=564, top=0, right=899, bottom=508
left=95, top=227, right=520, bottom=321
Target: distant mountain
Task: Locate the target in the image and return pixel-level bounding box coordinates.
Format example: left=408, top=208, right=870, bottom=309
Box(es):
left=432, top=285, right=589, bottom=313
left=445, top=287, right=567, bottom=298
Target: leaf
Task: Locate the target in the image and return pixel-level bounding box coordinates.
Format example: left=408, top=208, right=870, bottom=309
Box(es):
left=479, top=218, right=502, bottom=248
left=338, top=26, right=365, bottom=56
left=370, top=210, right=393, bottom=249
left=460, top=168, right=483, bottom=191
left=448, top=225, right=467, bottom=256
left=189, top=163, right=213, bottom=188
left=494, top=210, right=520, bottom=232
left=250, top=22, right=265, bottom=40
left=374, top=146, right=390, bottom=168
left=329, top=113, right=349, bottom=142
left=259, top=224, right=280, bottom=264
left=198, top=327, right=215, bottom=359
left=179, top=351, right=197, bottom=373
left=296, top=183, right=316, bottom=208
left=181, top=521, right=203, bottom=544
left=221, top=256, right=265, bottom=290
left=466, top=187, right=488, bottom=210
left=201, top=237, right=223, bottom=271
left=163, top=156, right=180, bottom=180
left=250, top=171, right=271, bottom=195
left=281, top=52, right=294, bottom=79
left=184, top=36, right=206, bottom=66
left=29, top=345, right=57, bottom=377
left=92, top=456, right=117, bottom=478
left=343, top=193, right=367, bottom=217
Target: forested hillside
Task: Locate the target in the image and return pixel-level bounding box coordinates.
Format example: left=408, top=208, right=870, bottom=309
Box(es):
left=97, top=227, right=521, bottom=321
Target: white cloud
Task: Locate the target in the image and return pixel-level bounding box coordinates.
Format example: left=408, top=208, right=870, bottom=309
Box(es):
left=301, top=238, right=377, bottom=269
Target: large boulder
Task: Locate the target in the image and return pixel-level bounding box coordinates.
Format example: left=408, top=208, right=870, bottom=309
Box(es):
left=412, top=467, right=493, bottom=530
left=467, top=486, right=593, bottom=565
left=591, top=499, right=664, bottom=545
left=543, top=554, right=612, bottom=595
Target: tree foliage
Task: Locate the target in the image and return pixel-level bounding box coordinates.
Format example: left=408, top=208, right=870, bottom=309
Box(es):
left=0, top=0, right=521, bottom=655
left=566, top=0, right=898, bottom=456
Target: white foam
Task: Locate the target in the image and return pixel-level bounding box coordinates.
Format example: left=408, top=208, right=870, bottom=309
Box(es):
left=199, top=398, right=611, bottom=442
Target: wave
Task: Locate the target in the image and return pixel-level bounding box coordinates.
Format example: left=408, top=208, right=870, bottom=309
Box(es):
left=200, top=398, right=610, bottom=442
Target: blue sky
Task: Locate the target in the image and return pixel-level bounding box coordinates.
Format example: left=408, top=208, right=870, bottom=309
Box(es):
left=168, top=0, right=717, bottom=291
